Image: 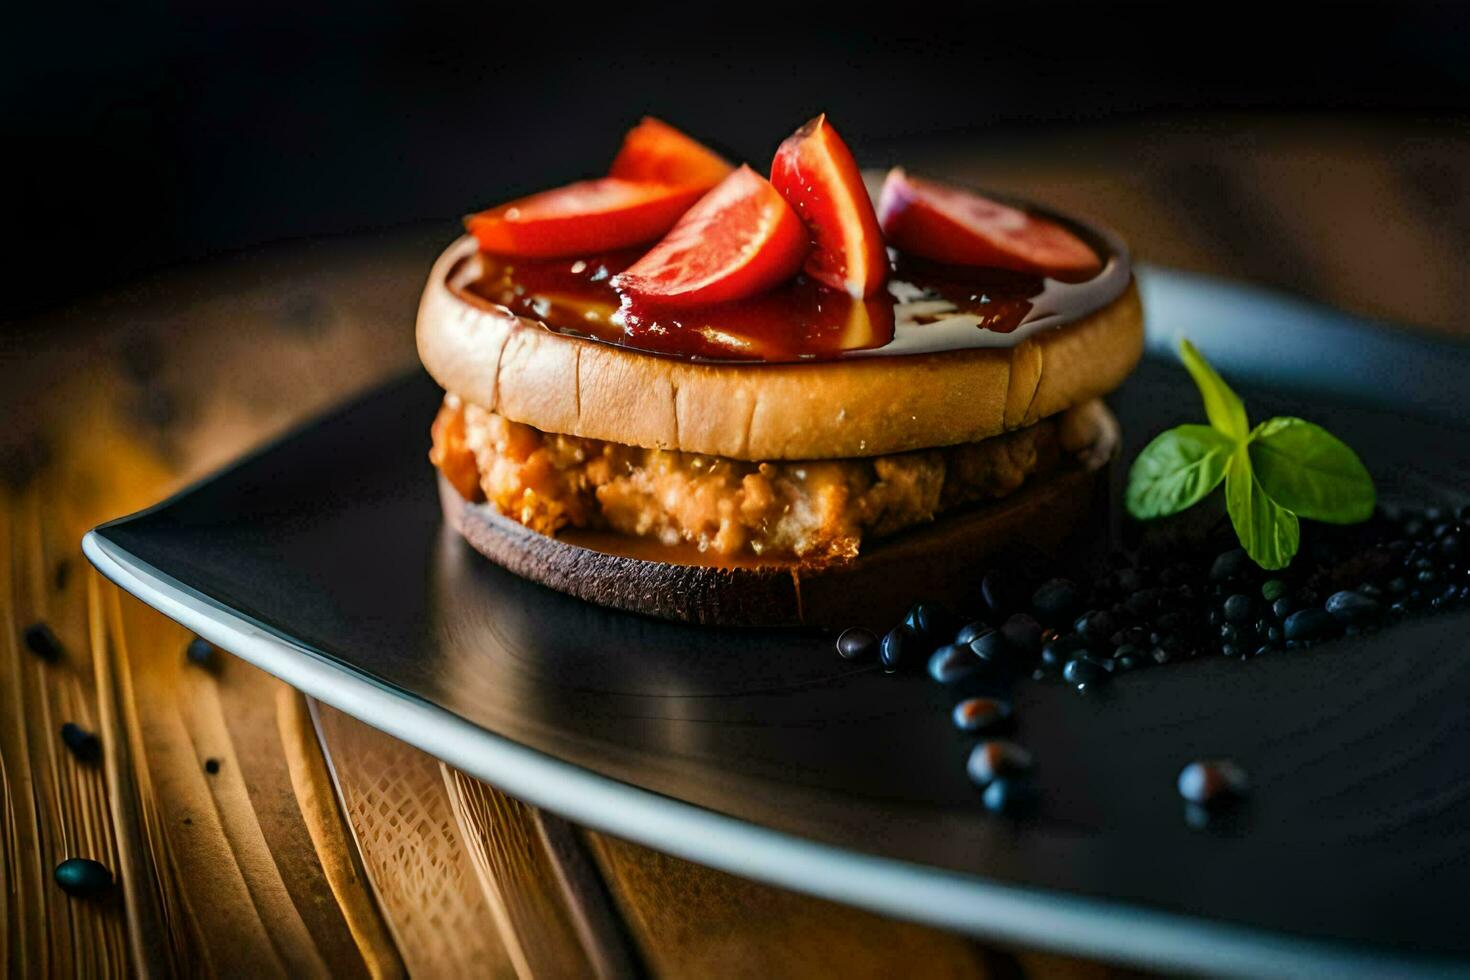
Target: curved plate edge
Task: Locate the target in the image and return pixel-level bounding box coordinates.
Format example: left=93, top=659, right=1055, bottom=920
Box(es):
left=82, top=529, right=1465, bottom=979
left=1137, top=264, right=1470, bottom=428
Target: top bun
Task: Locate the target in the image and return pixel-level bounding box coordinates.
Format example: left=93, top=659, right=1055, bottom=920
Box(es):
left=418, top=237, right=1143, bottom=461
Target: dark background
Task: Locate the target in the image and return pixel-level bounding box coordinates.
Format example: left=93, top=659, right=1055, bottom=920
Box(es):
left=5, top=2, right=1470, bottom=322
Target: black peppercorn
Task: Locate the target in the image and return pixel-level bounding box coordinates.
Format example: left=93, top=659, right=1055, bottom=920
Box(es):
left=982, top=777, right=1035, bottom=815
left=952, top=697, right=1012, bottom=734
left=1284, top=607, right=1336, bottom=642
left=1178, top=759, right=1249, bottom=806
left=927, top=644, right=981, bottom=684
left=61, top=723, right=101, bottom=764
left=1031, top=579, right=1080, bottom=623
left=835, top=627, right=879, bottom=662
left=186, top=636, right=217, bottom=669
left=1063, top=655, right=1110, bottom=691
left=1209, top=549, right=1251, bottom=583
left=1223, top=594, right=1253, bottom=624
left=904, top=602, right=954, bottom=646
left=54, top=858, right=113, bottom=898
left=1325, top=590, right=1381, bottom=623
left=967, top=740, right=1033, bottom=785
left=953, top=620, right=991, bottom=646
left=23, top=622, right=62, bottom=661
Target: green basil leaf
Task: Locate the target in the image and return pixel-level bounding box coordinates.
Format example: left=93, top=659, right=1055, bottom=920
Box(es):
left=1225, top=450, right=1299, bottom=570
left=1248, top=417, right=1376, bottom=524
left=1125, top=424, right=1234, bottom=519
left=1179, top=339, right=1249, bottom=441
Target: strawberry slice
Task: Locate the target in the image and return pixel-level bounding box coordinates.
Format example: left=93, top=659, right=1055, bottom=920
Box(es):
left=610, top=117, right=733, bottom=189
left=770, top=114, right=888, bottom=298
left=614, top=165, right=809, bottom=308
left=466, top=178, right=706, bottom=259
left=877, top=169, right=1100, bottom=278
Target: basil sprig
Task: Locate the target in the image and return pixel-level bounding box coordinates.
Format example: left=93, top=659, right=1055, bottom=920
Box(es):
left=1125, top=339, right=1375, bottom=569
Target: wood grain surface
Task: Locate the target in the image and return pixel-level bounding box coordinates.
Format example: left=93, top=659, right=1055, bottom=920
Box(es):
left=2, top=118, right=1465, bottom=977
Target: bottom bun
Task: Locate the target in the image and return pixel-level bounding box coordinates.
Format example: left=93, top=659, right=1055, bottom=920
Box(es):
left=439, top=405, right=1119, bottom=628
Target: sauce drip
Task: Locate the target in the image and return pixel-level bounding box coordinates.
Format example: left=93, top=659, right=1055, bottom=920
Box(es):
left=455, top=205, right=1128, bottom=364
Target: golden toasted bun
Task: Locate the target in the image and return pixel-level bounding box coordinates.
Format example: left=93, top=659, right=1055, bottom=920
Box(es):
left=418, top=236, right=1143, bottom=461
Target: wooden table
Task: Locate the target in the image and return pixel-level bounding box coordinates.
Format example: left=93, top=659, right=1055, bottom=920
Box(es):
left=4, top=116, right=1466, bottom=978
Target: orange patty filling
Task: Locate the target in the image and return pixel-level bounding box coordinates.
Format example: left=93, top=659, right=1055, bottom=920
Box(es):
left=432, top=396, right=1083, bottom=561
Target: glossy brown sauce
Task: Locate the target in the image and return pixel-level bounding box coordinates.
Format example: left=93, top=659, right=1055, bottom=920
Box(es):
left=455, top=207, right=1129, bottom=364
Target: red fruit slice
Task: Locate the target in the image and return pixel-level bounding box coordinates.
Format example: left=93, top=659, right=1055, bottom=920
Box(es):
left=615, top=166, right=809, bottom=308
left=877, top=169, right=1100, bottom=278
left=466, top=179, right=706, bottom=259
left=770, top=114, right=888, bottom=298
left=610, top=117, right=733, bottom=189
left=619, top=280, right=895, bottom=361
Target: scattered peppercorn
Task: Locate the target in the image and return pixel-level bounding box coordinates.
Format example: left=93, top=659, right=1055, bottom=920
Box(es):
left=1062, top=655, right=1110, bottom=691
left=1284, top=608, right=1336, bottom=643
left=966, top=740, right=1033, bottom=786
left=954, top=620, right=991, bottom=646
left=904, top=602, right=954, bottom=646
left=1223, top=594, right=1253, bottom=624
left=927, top=644, right=980, bottom=684
left=967, top=628, right=1012, bottom=665
left=1325, top=590, right=1380, bottom=623
left=880, top=624, right=919, bottom=672
left=54, top=858, right=112, bottom=898
left=843, top=499, right=1469, bottom=820
left=1177, top=759, right=1249, bottom=806
left=1030, top=579, right=1080, bottom=624
left=1209, top=549, right=1251, bottom=583
left=1000, top=614, right=1043, bottom=663
left=981, top=573, right=1021, bottom=619
left=952, top=697, right=1013, bottom=734
left=835, top=627, right=878, bottom=662
left=23, top=622, right=62, bottom=661
left=186, top=636, right=218, bottom=669
left=60, top=723, right=100, bottom=764
left=982, top=777, right=1035, bottom=815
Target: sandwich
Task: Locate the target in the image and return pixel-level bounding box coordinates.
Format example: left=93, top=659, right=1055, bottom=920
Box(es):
left=418, top=116, right=1142, bottom=626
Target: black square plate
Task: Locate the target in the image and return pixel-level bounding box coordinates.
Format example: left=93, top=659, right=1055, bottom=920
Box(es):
left=87, top=267, right=1470, bottom=977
